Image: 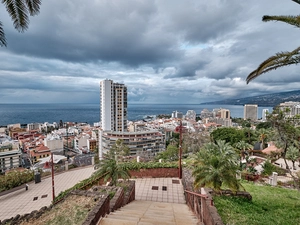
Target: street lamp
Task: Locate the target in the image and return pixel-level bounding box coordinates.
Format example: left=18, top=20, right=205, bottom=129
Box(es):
left=178, top=120, right=182, bottom=179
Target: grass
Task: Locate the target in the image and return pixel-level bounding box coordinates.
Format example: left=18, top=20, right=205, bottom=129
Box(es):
left=213, top=182, right=300, bottom=225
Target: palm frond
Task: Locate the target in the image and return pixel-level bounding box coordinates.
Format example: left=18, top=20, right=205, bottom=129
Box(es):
left=263, top=15, right=300, bottom=28
left=25, top=0, right=41, bottom=16
left=2, top=0, right=29, bottom=32
left=246, top=46, right=300, bottom=83
left=292, top=0, right=300, bottom=5
left=0, top=21, right=7, bottom=47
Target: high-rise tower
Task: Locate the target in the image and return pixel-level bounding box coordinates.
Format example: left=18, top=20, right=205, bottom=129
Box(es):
left=244, top=104, right=258, bottom=121
left=100, top=79, right=127, bottom=132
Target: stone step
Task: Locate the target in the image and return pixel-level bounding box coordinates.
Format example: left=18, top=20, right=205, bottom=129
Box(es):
left=99, top=200, right=199, bottom=225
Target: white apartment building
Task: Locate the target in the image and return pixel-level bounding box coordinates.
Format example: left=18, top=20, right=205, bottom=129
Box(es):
left=279, top=101, right=300, bottom=117
left=244, top=104, right=258, bottom=121
left=185, top=110, right=196, bottom=121
left=262, top=109, right=269, bottom=121
left=100, top=79, right=127, bottom=132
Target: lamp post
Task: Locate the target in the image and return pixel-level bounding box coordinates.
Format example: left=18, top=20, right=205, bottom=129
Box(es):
left=51, top=153, right=55, bottom=201
left=178, top=120, right=183, bottom=179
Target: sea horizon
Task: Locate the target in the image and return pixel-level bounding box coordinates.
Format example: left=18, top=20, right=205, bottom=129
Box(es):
left=0, top=103, right=273, bottom=126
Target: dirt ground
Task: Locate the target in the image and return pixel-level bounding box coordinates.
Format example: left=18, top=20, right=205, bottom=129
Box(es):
left=20, top=195, right=97, bottom=225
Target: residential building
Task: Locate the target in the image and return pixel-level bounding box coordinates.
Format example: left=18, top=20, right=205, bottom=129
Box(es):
left=262, top=109, right=269, bottom=121
left=44, top=134, right=63, bottom=152
left=172, top=111, right=183, bottom=119
left=0, top=136, right=22, bottom=172
left=279, top=101, right=300, bottom=117
left=244, top=104, right=258, bottom=121
left=220, top=109, right=230, bottom=119
left=100, top=79, right=127, bottom=132
left=185, top=110, right=196, bottom=121
left=99, top=130, right=165, bottom=160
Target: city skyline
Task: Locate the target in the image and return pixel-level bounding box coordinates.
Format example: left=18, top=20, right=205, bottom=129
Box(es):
left=1, top=0, right=300, bottom=104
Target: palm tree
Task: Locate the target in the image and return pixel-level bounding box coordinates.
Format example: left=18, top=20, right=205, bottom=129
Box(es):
left=1, top=0, right=42, bottom=47
left=235, top=140, right=253, bottom=160
left=286, top=146, right=300, bottom=170
left=246, top=0, right=300, bottom=83
left=193, top=140, right=244, bottom=193
left=257, top=128, right=269, bottom=149
left=95, top=153, right=130, bottom=186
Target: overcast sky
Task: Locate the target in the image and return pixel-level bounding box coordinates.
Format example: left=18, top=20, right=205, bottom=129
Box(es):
left=0, top=0, right=299, bottom=104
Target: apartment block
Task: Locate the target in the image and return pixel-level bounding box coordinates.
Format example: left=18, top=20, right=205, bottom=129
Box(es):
left=244, top=104, right=258, bottom=121
left=99, top=130, right=165, bottom=159
left=100, top=79, right=127, bottom=132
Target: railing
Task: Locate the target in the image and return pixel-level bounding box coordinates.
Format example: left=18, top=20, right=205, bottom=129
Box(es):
left=185, top=189, right=224, bottom=225
left=184, top=189, right=213, bottom=224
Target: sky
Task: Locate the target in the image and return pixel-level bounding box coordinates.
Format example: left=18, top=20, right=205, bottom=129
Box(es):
left=0, top=0, right=300, bottom=104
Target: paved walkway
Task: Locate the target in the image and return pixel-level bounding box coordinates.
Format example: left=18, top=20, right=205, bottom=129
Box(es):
left=0, top=172, right=187, bottom=222
left=133, top=178, right=186, bottom=204
left=0, top=166, right=95, bottom=221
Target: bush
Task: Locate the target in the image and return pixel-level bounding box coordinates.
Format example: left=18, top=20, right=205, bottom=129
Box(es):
left=0, top=170, right=34, bottom=192
left=262, top=161, right=287, bottom=176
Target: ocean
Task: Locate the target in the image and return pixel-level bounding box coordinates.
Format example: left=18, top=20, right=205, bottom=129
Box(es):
left=0, top=104, right=273, bottom=126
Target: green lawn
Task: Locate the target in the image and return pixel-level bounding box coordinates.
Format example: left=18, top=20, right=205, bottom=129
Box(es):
left=213, top=182, right=300, bottom=225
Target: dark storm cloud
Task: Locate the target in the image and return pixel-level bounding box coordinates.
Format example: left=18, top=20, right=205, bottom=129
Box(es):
left=1, top=0, right=300, bottom=104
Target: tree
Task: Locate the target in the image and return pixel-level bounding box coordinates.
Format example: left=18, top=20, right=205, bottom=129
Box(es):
left=1, top=0, right=42, bottom=47
left=193, top=140, right=244, bottom=193
left=286, top=146, right=300, bottom=170
left=246, top=0, right=300, bottom=83
left=211, top=127, right=245, bottom=146
left=268, top=107, right=300, bottom=188
left=96, top=153, right=130, bottom=186
left=110, top=139, right=130, bottom=162
left=156, top=144, right=178, bottom=161
left=257, top=128, right=270, bottom=149
left=235, top=140, right=253, bottom=160
left=256, top=122, right=272, bottom=130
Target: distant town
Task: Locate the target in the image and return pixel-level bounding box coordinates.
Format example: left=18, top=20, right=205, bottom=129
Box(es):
left=1, top=79, right=300, bottom=174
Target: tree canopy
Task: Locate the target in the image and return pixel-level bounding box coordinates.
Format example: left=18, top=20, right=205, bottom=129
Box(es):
left=1, top=0, right=42, bottom=47
left=211, top=127, right=246, bottom=146
left=193, top=140, right=243, bottom=193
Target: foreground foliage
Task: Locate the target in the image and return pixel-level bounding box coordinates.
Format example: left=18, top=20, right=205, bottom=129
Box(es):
left=214, top=182, right=300, bottom=225
left=193, top=140, right=244, bottom=192
left=246, top=0, right=300, bottom=83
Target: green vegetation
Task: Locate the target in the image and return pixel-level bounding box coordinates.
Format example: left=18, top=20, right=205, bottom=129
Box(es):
left=155, top=144, right=178, bottom=161
left=96, top=154, right=130, bottom=186
left=1, top=0, right=42, bottom=47
left=211, top=127, right=246, bottom=146
left=193, top=140, right=244, bottom=193
left=261, top=160, right=286, bottom=176
left=214, top=182, right=300, bottom=225
left=0, top=170, right=34, bottom=192
left=247, top=0, right=300, bottom=83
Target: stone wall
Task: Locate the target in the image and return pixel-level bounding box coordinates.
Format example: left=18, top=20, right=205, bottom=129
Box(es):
left=129, top=168, right=178, bottom=178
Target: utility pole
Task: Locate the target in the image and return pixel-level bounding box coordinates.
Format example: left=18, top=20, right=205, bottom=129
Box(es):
left=178, top=120, right=183, bottom=179
left=51, top=153, right=55, bottom=202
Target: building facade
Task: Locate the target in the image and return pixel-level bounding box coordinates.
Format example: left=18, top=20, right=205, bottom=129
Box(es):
left=244, top=104, right=258, bottom=121
left=262, top=109, right=269, bottom=121
left=99, top=130, right=165, bottom=160
left=100, top=79, right=127, bottom=132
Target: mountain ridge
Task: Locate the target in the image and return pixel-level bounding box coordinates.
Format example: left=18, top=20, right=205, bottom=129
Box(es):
left=200, top=90, right=300, bottom=107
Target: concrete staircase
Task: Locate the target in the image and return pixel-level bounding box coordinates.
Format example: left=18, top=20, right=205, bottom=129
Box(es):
left=99, top=200, right=199, bottom=225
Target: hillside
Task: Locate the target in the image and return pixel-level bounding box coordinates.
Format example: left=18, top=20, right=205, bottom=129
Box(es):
left=200, top=90, right=300, bottom=107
